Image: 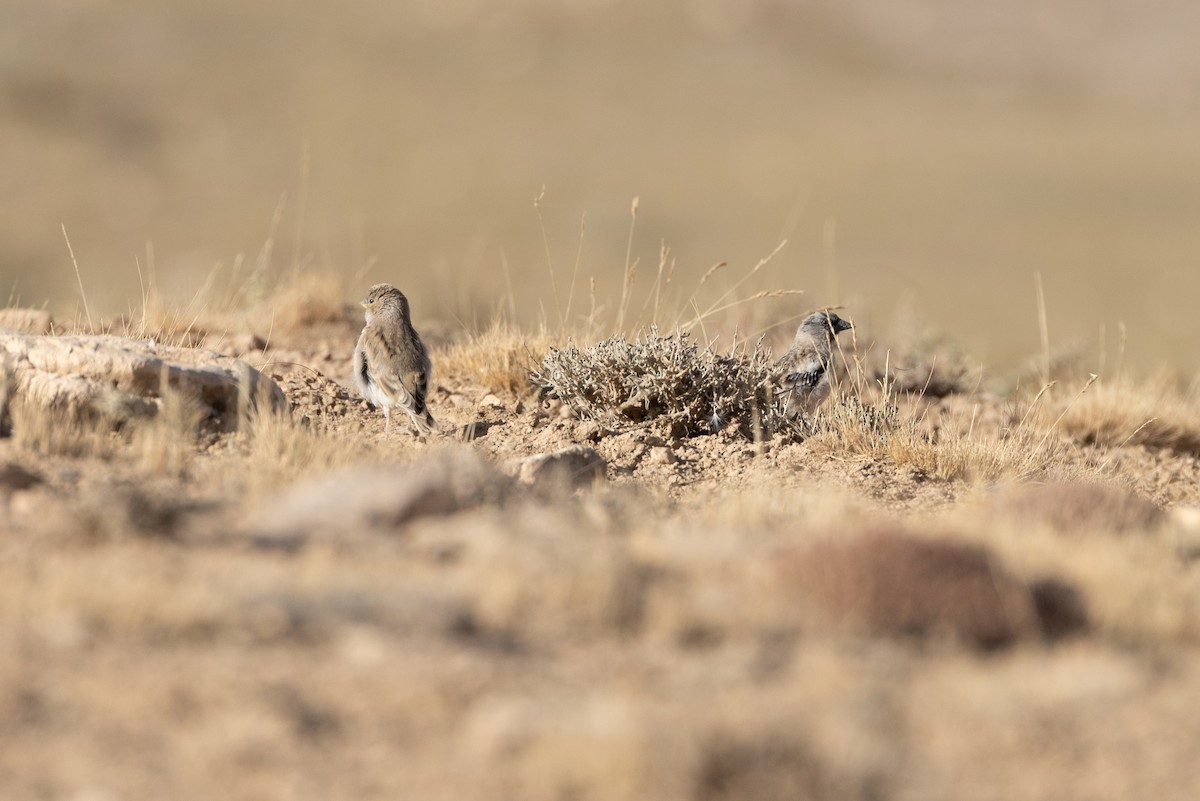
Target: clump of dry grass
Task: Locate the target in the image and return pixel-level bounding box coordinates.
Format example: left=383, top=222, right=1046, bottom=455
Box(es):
left=49, top=482, right=204, bottom=546
left=129, top=384, right=209, bottom=476
left=9, top=402, right=120, bottom=459
left=529, top=327, right=798, bottom=439
left=271, top=272, right=348, bottom=331
left=890, top=408, right=1084, bottom=484
left=224, top=405, right=379, bottom=494
left=130, top=271, right=348, bottom=347
left=809, top=373, right=1097, bottom=484
left=1058, top=373, right=1200, bottom=456
left=129, top=292, right=218, bottom=347
left=8, top=381, right=212, bottom=476
left=439, top=323, right=554, bottom=396
left=809, top=394, right=901, bottom=453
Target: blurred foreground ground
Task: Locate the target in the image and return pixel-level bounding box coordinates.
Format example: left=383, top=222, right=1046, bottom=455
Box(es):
left=2, top=297, right=1200, bottom=799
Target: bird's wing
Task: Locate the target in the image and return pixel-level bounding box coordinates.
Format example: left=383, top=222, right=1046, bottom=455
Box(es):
left=360, top=325, right=424, bottom=410
left=775, top=346, right=825, bottom=393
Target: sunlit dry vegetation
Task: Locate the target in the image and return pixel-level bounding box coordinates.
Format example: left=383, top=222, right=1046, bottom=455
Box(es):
left=1059, top=373, right=1200, bottom=457
left=5, top=1, right=1200, bottom=798
left=4, top=263, right=1200, bottom=800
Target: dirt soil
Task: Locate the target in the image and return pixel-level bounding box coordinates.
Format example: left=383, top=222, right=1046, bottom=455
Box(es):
left=3, top=315, right=1200, bottom=801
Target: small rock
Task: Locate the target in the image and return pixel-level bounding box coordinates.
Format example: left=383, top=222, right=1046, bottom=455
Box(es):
left=479, top=393, right=506, bottom=411
left=229, top=331, right=267, bottom=354
left=575, top=422, right=606, bottom=443
left=647, top=446, right=678, bottom=465
left=517, top=445, right=607, bottom=488
left=617, top=399, right=649, bottom=421
left=1172, top=505, right=1200, bottom=531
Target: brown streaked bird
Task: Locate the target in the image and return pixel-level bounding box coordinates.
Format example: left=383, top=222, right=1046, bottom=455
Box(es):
left=774, top=310, right=853, bottom=417
left=353, top=283, right=436, bottom=437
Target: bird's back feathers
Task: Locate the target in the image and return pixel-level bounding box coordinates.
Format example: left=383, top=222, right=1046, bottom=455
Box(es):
left=354, top=303, right=436, bottom=435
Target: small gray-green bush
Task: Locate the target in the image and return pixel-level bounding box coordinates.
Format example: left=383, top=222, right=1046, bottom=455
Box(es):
left=529, top=328, right=803, bottom=439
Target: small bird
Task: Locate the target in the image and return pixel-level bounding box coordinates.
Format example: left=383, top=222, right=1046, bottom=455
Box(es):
left=774, top=310, right=853, bottom=417
left=353, top=283, right=437, bottom=437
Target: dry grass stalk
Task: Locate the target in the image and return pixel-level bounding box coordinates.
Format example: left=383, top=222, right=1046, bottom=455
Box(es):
left=615, top=196, right=640, bottom=334
left=61, top=224, right=94, bottom=331
left=533, top=185, right=563, bottom=332
left=679, top=240, right=789, bottom=332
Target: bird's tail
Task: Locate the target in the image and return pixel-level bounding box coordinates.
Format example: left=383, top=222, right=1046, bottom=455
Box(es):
left=414, top=409, right=438, bottom=435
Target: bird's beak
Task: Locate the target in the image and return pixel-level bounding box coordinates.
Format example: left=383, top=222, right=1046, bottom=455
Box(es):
left=359, top=300, right=369, bottom=308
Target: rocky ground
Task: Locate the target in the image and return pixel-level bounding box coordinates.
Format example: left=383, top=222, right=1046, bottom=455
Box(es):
left=2, top=309, right=1200, bottom=801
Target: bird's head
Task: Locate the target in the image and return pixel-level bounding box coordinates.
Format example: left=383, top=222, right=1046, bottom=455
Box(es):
left=798, top=310, right=853, bottom=340
left=360, top=283, right=410, bottom=323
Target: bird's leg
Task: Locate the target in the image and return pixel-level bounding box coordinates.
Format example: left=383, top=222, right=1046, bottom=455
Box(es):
left=384, top=407, right=392, bottom=439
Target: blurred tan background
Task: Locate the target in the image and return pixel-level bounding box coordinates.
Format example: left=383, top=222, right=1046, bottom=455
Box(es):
left=2, top=0, right=1198, bottom=370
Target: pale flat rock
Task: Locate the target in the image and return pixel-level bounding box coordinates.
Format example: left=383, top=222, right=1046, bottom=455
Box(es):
left=252, top=448, right=512, bottom=546
left=516, top=445, right=608, bottom=487
left=478, top=393, right=506, bottom=410
left=0, top=332, right=286, bottom=429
